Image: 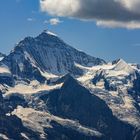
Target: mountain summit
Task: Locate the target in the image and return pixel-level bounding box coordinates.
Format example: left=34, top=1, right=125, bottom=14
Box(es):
left=113, top=59, right=134, bottom=73
left=1, top=31, right=105, bottom=82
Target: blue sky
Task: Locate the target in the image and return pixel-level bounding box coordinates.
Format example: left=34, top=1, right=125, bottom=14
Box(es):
left=0, top=0, right=140, bottom=63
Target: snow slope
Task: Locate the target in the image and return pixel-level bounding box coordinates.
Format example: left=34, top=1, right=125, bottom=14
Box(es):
left=0, top=65, right=11, bottom=76
left=12, top=106, right=103, bottom=138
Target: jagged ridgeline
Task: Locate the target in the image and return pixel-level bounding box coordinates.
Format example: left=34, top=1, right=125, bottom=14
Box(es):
left=0, top=31, right=140, bottom=140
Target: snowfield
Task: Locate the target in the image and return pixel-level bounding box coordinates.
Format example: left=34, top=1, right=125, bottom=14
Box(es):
left=0, top=65, right=11, bottom=76
left=5, top=81, right=63, bottom=96
left=12, top=106, right=103, bottom=138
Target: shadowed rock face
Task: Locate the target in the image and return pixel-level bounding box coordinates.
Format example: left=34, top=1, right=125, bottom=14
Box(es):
left=0, top=93, right=42, bottom=140
left=0, top=115, right=42, bottom=140
left=0, top=75, right=14, bottom=86
left=1, top=49, right=46, bottom=83
left=44, top=120, right=105, bottom=140
left=40, top=75, right=134, bottom=140
left=128, top=72, right=140, bottom=107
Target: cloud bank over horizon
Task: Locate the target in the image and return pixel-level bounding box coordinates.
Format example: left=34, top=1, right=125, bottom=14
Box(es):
left=40, top=0, right=140, bottom=29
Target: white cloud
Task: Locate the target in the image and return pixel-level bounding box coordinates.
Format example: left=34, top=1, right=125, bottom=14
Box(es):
left=39, top=0, right=140, bottom=29
left=44, top=18, right=62, bottom=25
left=96, top=20, right=140, bottom=29
left=40, top=0, right=79, bottom=17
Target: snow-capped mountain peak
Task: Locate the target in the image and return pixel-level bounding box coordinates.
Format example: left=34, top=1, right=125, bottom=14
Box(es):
left=113, top=59, right=134, bottom=73
left=0, top=31, right=105, bottom=82
left=43, top=29, right=58, bottom=36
